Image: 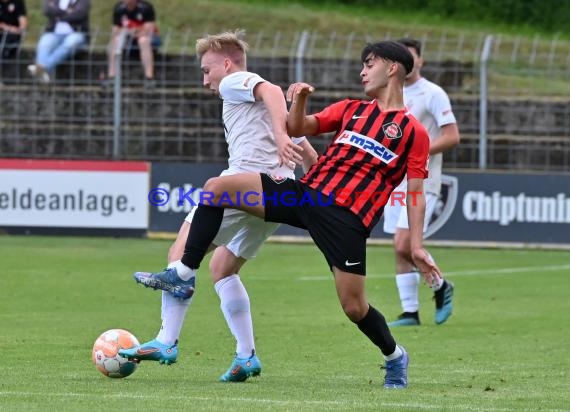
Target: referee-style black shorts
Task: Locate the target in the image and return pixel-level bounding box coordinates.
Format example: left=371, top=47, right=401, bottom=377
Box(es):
left=260, top=173, right=368, bottom=276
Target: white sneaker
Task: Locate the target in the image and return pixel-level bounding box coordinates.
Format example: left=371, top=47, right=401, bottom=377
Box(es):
left=27, top=64, right=50, bottom=84
left=27, top=64, right=37, bottom=76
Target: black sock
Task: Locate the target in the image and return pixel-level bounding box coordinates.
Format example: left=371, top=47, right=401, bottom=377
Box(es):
left=402, top=311, right=419, bottom=320
left=181, top=205, right=224, bottom=269
left=356, top=305, right=397, bottom=356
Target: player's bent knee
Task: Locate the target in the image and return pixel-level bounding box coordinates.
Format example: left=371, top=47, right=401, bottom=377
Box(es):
left=203, top=177, right=225, bottom=196
left=210, top=259, right=243, bottom=283
left=202, top=177, right=216, bottom=191
left=208, top=265, right=232, bottom=283
left=341, top=301, right=367, bottom=322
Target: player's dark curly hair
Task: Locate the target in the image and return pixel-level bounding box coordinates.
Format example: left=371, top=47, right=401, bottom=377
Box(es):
left=360, top=40, right=414, bottom=75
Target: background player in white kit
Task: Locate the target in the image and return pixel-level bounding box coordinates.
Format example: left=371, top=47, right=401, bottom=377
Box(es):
left=383, top=38, right=460, bottom=327
left=120, top=30, right=318, bottom=381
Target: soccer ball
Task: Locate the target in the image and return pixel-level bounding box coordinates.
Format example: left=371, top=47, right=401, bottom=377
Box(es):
left=92, top=329, right=140, bottom=378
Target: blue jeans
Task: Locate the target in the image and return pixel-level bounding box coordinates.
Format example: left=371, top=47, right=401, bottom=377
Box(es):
left=36, top=32, right=87, bottom=72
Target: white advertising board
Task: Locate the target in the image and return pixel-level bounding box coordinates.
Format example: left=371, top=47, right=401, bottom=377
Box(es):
left=0, top=159, right=149, bottom=229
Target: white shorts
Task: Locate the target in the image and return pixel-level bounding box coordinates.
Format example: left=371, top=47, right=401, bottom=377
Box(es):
left=185, top=207, right=279, bottom=260
left=382, top=191, right=439, bottom=235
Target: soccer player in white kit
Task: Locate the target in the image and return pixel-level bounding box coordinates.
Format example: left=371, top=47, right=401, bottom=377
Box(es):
left=120, top=30, right=318, bottom=381
left=383, top=38, right=460, bottom=327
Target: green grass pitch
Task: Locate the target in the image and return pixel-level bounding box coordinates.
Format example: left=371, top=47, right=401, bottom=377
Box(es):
left=1, top=235, right=569, bottom=411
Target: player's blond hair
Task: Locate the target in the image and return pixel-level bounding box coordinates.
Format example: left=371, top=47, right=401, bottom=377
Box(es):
left=196, top=29, right=249, bottom=67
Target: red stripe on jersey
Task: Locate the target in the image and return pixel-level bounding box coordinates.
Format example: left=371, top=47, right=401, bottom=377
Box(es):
left=301, top=99, right=429, bottom=230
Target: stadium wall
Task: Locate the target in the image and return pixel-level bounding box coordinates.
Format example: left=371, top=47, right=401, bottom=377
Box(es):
left=1, top=46, right=569, bottom=171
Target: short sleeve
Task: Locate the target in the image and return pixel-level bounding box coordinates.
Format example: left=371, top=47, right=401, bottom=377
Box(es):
left=406, top=125, right=430, bottom=179
left=428, top=87, right=456, bottom=127
left=313, top=99, right=351, bottom=134
left=219, top=72, right=265, bottom=103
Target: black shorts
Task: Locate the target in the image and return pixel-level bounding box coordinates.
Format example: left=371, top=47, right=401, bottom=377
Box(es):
left=260, top=173, right=368, bottom=275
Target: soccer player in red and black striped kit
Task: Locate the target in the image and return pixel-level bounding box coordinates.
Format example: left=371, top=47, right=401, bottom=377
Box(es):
left=134, top=40, right=441, bottom=389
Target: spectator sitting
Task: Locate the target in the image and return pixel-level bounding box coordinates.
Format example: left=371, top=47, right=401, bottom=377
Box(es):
left=0, top=0, right=27, bottom=59
left=107, top=0, right=160, bottom=86
left=27, top=0, right=90, bottom=84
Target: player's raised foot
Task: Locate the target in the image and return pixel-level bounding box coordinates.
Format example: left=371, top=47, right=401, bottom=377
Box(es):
left=434, top=280, right=454, bottom=324
left=119, top=339, right=178, bottom=365
left=388, top=312, right=420, bottom=327
left=134, top=267, right=195, bottom=300
left=383, top=345, right=409, bottom=389
left=219, top=351, right=262, bottom=382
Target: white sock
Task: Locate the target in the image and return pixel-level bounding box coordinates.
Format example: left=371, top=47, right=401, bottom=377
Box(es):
left=156, top=290, right=192, bottom=345
left=155, top=261, right=195, bottom=345
left=384, top=345, right=403, bottom=361
left=214, top=274, right=255, bottom=359
left=171, top=260, right=195, bottom=281
left=396, top=272, right=420, bottom=313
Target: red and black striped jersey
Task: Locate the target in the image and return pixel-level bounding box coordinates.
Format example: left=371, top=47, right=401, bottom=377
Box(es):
left=300, top=99, right=429, bottom=230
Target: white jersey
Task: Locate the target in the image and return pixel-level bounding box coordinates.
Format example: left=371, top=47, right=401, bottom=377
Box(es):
left=404, top=77, right=456, bottom=194
left=219, top=71, right=300, bottom=178
left=183, top=71, right=306, bottom=259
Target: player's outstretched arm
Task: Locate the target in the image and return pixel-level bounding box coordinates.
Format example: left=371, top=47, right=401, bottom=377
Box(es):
left=407, top=178, right=442, bottom=285
left=255, top=81, right=303, bottom=167
left=430, top=123, right=460, bottom=155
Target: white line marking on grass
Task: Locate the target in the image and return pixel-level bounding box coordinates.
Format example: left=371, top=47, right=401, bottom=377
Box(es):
left=0, top=391, right=349, bottom=407
left=3, top=391, right=565, bottom=411
left=298, top=264, right=570, bottom=281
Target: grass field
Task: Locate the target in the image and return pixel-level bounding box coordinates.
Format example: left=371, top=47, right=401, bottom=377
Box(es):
left=1, top=235, right=569, bottom=411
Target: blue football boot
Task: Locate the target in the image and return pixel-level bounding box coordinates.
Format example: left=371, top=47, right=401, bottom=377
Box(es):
left=134, top=267, right=195, bottom=300
left=383, top=345, right=409, bottom=389
left=119, top=339, right=178, bottom=365
left=434, top=280, right=454, bottom=324
left=219, top=351, right=262, bottom=382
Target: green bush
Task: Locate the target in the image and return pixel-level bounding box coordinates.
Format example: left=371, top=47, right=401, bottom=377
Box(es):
left=332, top=0, right=569, bottom=31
